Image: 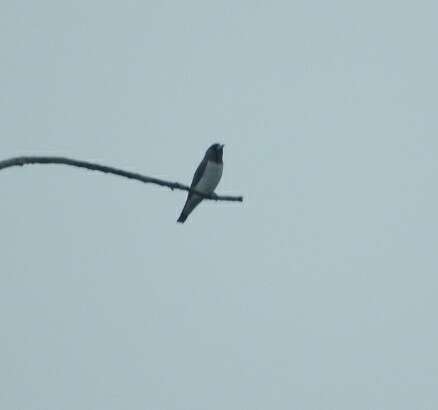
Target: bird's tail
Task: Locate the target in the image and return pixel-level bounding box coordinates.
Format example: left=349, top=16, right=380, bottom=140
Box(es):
left=177, top=195, right=202, bottom=223
left=177, top=211, right=188, bottom=223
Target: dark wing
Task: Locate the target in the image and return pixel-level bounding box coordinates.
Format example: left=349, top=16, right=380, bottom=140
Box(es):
left=176, top=158, right=207, bottom=223
left=187, top=158, right=208, bottom=198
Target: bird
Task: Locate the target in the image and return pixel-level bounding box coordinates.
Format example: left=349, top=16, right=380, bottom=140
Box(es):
left=177, top=143, right=224, bottom=223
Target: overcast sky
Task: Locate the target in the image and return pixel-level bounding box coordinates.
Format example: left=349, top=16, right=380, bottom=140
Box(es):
left=1, top=1, right=437, bottom=409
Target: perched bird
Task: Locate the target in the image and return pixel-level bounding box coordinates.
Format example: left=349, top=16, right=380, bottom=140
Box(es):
left=177, top=143, right=224, bottom=223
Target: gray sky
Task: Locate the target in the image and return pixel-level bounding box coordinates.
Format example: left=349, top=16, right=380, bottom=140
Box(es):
left=1, top=1, right=437, bottom=409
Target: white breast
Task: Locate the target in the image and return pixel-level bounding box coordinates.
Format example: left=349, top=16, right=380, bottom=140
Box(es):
left=195, top=161, right=223, bottom=194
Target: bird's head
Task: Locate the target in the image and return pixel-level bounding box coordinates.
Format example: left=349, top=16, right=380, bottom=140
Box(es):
left=205, top=143, right=224, bottom=163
